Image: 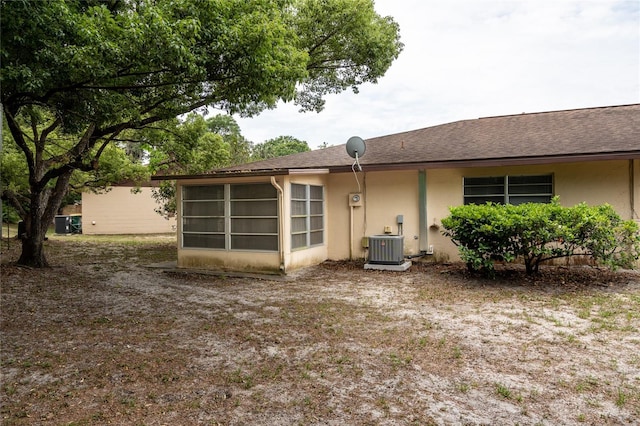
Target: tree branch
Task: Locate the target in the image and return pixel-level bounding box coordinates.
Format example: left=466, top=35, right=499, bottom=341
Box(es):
left=1, top=189, right=28, bottom=219
left=4, top=109, right=36, bottom=180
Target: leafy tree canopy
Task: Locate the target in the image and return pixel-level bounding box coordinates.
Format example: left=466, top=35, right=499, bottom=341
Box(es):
left=252, top=135, right=310, bottom=160
left=0, top=0, right=402, bottom=266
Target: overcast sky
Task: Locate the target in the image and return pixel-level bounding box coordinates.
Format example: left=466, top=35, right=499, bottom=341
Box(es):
left=232, top=0, right=639, bottom=149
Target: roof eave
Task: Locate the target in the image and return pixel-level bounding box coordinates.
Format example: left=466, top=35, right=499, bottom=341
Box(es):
left=328, top=151, right=640, bottom=173
left=150, top=168, right=331, bottom=181
left=152, top=151, right=640, bottom=180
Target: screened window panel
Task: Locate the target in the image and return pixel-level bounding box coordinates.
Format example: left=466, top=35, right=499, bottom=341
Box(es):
left=465, top=176, right=504, bottom=186
left=231, top=235, right=278, bottom=251
left=310, top=201, right=323, bottom=215
left=509, top=175, right=552, bottom=185
left=310, top=231, right=323, bottom=246
left=291, top=184, right=307, bottom=199
left=310, top=216, right=323, bottom=231
left=231, top=218, right=277, bottom=234
left=183, top=217, right=225, bottom=233
left=464, top=196, right=505, bottom=205
left=291, top=217, right=307, bottom=233
left=464, top=185, right=505, bottom=196
left=509, top=195, right=553, bottom=205
left=183, top=201, right=224, bottom=217
left=291, top=200, right=307, bottom=216
left=292, top=233, right=307, bottom=249
left=231, top=184, right=276, bottom=199
left=231, top=200, right=277, bottom=216
left=183, top=233, right=225, bottom=249
left=508, top=184, right=553, bottom=195
left=183, top=185, right=224, bottom=201
left=310, top=185, right=323, bottom=200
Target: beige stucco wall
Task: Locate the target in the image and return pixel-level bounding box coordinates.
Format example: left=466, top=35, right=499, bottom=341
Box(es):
left=82, top=187, right=176, bottom=235
left=174, top=159, right=637, bottom=273
left=426, top=159, right=637, bottom=261
left=326, top=170, right=420, bottom=261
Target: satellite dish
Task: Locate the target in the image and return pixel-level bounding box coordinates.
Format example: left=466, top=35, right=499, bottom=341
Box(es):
left=346, top=136, right=366, bottom=159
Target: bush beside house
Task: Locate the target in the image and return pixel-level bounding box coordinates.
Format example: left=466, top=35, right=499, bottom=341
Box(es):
left=441, top=199, right=640, bottom=275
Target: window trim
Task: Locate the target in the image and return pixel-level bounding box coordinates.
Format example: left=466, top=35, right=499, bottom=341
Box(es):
left=291, top=183, right=324, bottom=250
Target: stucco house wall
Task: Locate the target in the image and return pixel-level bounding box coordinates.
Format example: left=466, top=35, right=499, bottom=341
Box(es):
left=82, top=186, right=176, bottom=235
left=425, top=160, right=638, bottom=262
left=326, top=170, right=420, bottom=261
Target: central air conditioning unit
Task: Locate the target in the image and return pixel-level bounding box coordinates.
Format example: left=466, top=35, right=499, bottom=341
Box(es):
left=368, top=235, right=404, bottom=265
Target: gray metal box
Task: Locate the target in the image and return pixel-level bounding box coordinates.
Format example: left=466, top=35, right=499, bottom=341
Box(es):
left=368, top=235, right=404, bottom=265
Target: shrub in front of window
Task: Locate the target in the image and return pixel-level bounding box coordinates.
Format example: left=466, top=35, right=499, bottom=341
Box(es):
left=441, top=198, right=640, bottom=276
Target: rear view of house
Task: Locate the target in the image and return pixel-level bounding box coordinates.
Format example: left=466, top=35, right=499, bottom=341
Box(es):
left=154, top=104, right=640, bottom=274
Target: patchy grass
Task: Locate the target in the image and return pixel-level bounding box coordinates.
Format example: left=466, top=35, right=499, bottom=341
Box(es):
left=1, top=237, right=639, bottom=424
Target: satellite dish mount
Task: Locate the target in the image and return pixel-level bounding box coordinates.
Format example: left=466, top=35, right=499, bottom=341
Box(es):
left=346, top=136, right=366, bottom=171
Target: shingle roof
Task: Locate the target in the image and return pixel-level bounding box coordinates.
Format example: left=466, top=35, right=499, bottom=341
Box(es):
left=157, top=104, right=640, bottom=179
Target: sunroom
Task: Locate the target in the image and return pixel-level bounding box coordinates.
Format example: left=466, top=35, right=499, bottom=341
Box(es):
left=175, top=172, right=329, bottom=274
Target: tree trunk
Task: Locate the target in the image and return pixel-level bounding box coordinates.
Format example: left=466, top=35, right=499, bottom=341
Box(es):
left=17, top=170, right=73, bottom=268
left=17, top=215, right=50, bottom=267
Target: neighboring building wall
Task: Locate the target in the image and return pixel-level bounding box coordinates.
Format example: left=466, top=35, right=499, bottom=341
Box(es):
left=82, top=187, right=176, bottom=235
left=426, top=160, right=635, bottom=262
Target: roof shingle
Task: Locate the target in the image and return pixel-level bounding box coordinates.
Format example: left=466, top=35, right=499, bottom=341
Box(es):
left=162, top=104, right=640, bottom=179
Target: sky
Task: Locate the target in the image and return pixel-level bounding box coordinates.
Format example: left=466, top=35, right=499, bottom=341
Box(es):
left=232, top=0, right=639, bottom=149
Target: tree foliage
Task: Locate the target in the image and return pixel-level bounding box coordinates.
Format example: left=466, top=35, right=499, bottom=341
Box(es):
left=145, top=114, right=233, bottom=217
left=0, top=0, right=402, bottom=266
left=441, top=199, right=640, bottom=276
left=252, top=135, right=310, bottom=160
left=205, top=114, right=253, bottom=166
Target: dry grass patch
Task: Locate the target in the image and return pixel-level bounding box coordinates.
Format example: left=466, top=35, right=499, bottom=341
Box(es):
left=1, top=236, right=639, bottom=424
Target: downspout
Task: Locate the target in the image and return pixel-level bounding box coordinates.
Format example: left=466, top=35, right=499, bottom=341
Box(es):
left=631, top=160, right=638, bottom=220
left=270, top=176, right=286, bottom=273
left=418, top=170, right=428, bottom=252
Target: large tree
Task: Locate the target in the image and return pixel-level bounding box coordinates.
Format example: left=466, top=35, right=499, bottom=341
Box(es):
left=1, top=0, right=402, bottom=266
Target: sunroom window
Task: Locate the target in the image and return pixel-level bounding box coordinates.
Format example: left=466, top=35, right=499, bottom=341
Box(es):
left=291, top=184, right=324, bottom=250
left=181, top=183, right=278, bottom=251
left=463, top=175, right=553, bottom=205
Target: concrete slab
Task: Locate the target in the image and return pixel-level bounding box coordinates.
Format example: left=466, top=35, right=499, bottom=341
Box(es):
left=364, top=261, right=412, bottom=271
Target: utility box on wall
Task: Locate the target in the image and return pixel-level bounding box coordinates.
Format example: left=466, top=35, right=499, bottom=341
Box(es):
left=367, top=235, right=404, bottom=265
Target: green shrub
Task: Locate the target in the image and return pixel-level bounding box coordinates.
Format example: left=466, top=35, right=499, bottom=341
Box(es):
left=441, top=198, right=640, bottom=276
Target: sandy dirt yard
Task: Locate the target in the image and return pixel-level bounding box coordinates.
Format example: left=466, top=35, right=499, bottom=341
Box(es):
left=1, top=235, right=640, bottom=425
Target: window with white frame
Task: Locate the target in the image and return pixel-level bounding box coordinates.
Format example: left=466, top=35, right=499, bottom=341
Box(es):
left=291, top=184, right=324, bottom=250
left=463, top=175, right=553, bottom=205
left=181, top=183, right=278, bottom=251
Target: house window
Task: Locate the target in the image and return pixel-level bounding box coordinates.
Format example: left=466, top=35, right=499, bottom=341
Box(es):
left=181, top=183, right=278, bottom=251
left=230, top=184, right=278, bottom=251
left=182, top=185, right=225, bottom=249
left=291, top=184, right=324, bottom=250
left=463, top=175, right=553, bottom=205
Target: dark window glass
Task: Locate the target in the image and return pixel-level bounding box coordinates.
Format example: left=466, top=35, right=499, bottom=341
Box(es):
left=183, top=185, right=224, bottom=201
left=231, top=184, right=276, bottom=199
left=183, top=233, right=225, bottom=249
left=231, top=235, right=278, bottom=251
